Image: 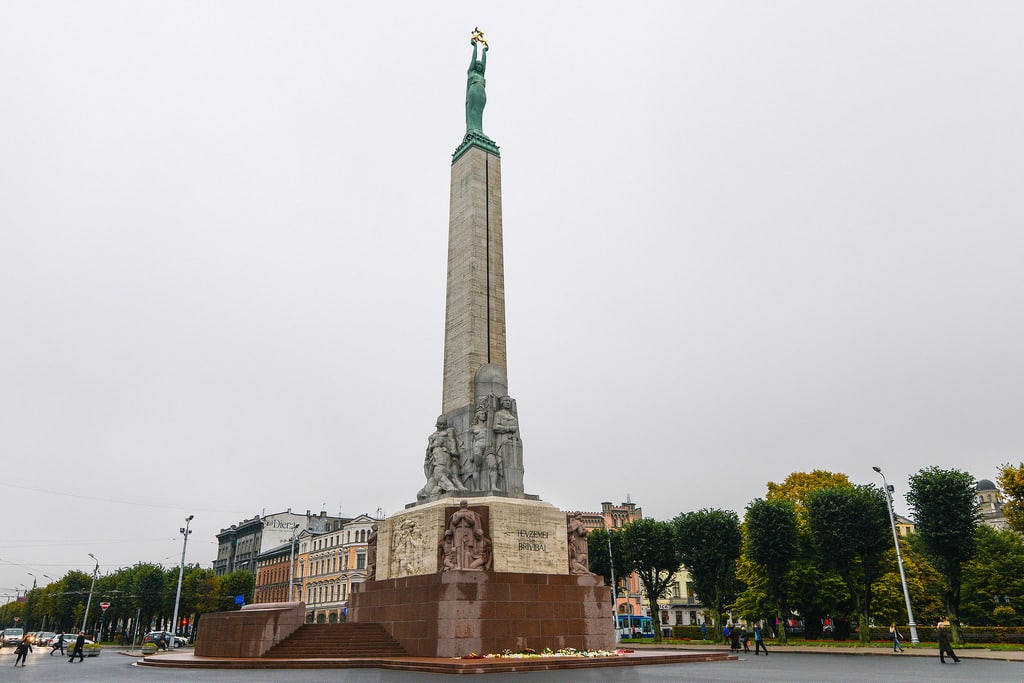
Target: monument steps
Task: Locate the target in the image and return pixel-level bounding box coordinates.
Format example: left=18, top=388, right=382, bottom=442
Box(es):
left=263, top=623, right=407, bottom=659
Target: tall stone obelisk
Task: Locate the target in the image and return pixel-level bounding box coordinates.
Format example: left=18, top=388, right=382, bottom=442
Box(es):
left=442, top=142, right=505, bottom=414
left=414, top=33, right=527, bottom=504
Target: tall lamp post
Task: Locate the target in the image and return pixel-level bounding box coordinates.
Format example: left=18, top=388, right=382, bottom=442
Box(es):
left=602, top=516, right=620, bottom=641
left=287, top=523, right=300, bottom=602
left=82, top=553, right=99, bottom=633
left=171, top=515, right=194, bottom=649
left=873, top=466, right=919, bottom=643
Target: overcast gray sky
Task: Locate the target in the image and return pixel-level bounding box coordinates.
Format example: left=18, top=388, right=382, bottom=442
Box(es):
left=2, top=1, right=1022, bottom=598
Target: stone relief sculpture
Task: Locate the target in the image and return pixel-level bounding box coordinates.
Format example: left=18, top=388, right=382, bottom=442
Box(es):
left=418, top=415, right=467, bottom=499
left=439, top=500, right=492, bottom=572
left=366, top=523, right=378, bottom=581
left=469, top=529, right=493, bottom=570
left=567, top=513, right=593, bottom=575
left=439, top=530, right=457, bottom=571
left=392, top=518, right=422, bottom=576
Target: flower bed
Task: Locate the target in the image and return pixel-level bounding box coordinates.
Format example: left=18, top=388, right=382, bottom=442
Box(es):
left=458, top=647, right=627, bottom=659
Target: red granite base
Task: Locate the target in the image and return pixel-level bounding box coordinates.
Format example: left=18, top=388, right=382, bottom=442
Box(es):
left=349, top=571, right=613, bottom=658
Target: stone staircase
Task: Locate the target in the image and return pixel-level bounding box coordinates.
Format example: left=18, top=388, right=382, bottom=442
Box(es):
left=263, top=623, right=408, bottom=659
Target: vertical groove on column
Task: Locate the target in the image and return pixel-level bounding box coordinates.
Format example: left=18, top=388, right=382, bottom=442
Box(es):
left=485, top=154, right=491, bottom=364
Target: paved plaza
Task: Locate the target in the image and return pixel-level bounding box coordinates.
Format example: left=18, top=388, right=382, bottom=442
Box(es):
left=3, top=647, right=1023, bottom=682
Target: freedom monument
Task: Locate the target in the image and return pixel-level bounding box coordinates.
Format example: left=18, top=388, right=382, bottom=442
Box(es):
left=192, top=32, right=614, bottom=664
left=347, top=30, right=613, bottom=657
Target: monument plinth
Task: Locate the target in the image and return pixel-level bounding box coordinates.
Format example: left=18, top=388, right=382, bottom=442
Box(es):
left=350, top=31, right=612, bottom=658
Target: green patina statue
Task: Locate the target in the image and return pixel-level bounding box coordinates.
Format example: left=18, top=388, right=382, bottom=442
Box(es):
left=466, top=33, right=488, bottom=134
left=452, top=28, right=499, bottom=162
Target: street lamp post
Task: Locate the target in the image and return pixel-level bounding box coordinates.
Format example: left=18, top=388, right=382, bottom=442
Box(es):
left=287, top=523, right=300, bottom=601
left=82, top=553, right=99, bottom=633
left=171, top=515, right=194, bottom=649
left=873, top=466, right=919, bottom=643
left=28, top=573, right=37, bottom=590
left=602, top=516, right=620, bottom=642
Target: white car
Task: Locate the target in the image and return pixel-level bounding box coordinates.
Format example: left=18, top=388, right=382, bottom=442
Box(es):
left=1, top=628, right=24, bottom=647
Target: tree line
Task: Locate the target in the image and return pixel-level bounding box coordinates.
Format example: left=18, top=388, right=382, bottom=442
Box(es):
left=589, top=466, right=1024, bottom=646
left=0, top=563, right=254, bottom=640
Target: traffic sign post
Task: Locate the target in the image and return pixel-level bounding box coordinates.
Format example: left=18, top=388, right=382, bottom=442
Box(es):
left=100, top=602, right=111, bottom=612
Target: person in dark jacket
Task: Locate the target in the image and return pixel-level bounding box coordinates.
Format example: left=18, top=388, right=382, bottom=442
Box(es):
left=13, top=636, right=32, bottom=666
left=937, top=621, right=961, bottom=664
left=754, top=622, right=768, bottom=655
left=69, top=632, right=86, bottom=662
left=50, top=632, right=65, bottom=656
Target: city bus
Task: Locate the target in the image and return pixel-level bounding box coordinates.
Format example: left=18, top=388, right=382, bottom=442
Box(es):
left=616, top=615, right=654, bottom=638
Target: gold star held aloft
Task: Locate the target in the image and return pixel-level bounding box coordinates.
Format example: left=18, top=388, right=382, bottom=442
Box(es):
left=471, top=27, right=488, bottom=48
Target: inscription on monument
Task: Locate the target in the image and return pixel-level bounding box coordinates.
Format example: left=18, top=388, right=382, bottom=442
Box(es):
left=510, top=528, right=549, bottom=552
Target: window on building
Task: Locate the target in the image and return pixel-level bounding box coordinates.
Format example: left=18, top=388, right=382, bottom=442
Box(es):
left=672, top=582, right=680, bottom=598
left=356, top=552, right=366, bottom=570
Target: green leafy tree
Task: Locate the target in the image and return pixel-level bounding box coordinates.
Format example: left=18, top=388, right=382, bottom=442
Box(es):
left=53, top=571, right=92, bottom=631
left=219, top=570, right=255, bottom=611
left=960, top=525, right=1024, bottom=626
left=133, top=563, right=168, bottom=631
left=587, top=527, right=628, bottom=589
left=997, top=463, right=1024, bottom=534
left=766, top=470, right=853, bottom=508
left=672, top=509, right=742, bottom=643
left=181, top=566, right=221, bottom=637
left=617, top=519, right=683, bottom=643
left=870, top=534, right=945, bottom=627
left=744, top=498, right=798, bottom=643
left=805, top=485, right=890, bottom=643
left=906, top=467, right=980, bottom=643
left=764, top=470, right=853, bottom=639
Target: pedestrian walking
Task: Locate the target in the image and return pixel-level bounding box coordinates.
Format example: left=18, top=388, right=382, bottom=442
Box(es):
left=936, top=621, right=960, bottom=664
left=69, top=631, right=86, bottom=662
left=50, top=632, right=65, bottom=656
left=740, top=627, right=751, bottom=653
left=730, top=627, right=741, bottom=652
left=890, top=622, right=904, bottom=652
left=13, top=636, right=32, bottom=666
left=700, top=622, right=707, bottom=640
left=754, top=622, right=768, bottom=655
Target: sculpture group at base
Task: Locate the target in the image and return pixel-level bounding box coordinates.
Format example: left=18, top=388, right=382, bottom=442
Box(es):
left=417, top=393, right=521, bottom=501
left=438, top=501, right=493, bottom=572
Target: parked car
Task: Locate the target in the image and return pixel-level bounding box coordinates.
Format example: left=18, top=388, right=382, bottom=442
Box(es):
left=1, top=628, right=24, bottom=647
left=142, top=631, right=187, bottom=649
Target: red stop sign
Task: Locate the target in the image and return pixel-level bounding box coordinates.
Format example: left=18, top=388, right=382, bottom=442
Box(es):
left=100, top=602, right=111, bottom=612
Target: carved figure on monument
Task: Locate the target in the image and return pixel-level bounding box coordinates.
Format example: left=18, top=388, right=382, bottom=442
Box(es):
left=483, top=447, right=502, bottom=491
left=466, top=31, right=488, bottom=134
left=567, top=513, right=594, bottom=575
left=491, top=395, right=519, bottom=488
left=448, top=500, right=489, bottom=571
left=469, top=528, right=493, bottom=570
left=393, top=518, right=422, bottom=576
left=467, top=409, right=490, bottom=490
left=439, top=530, right=457, bottom=572
left=418, top=415, right=466, bottom=499
left=366, top=523, right=378, bottom=581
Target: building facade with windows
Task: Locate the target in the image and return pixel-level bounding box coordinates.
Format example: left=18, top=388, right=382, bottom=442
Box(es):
left=295, top=514, right=381, bottom=623
left=254, top=541, right=296, bottom=604
left=214, top=509, right=347, bottom=576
